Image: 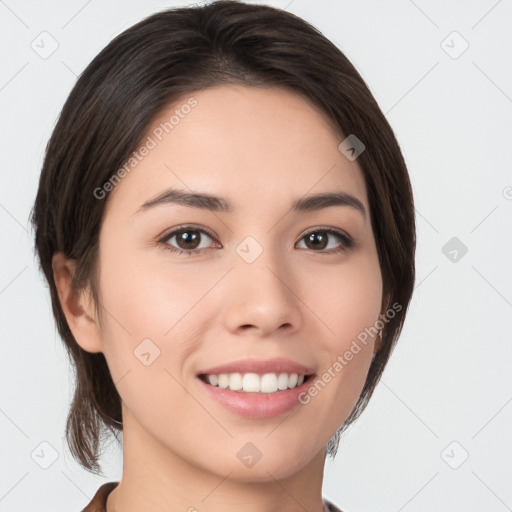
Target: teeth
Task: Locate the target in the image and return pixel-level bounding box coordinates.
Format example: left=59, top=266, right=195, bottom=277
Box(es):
left=230, top=373, right=243, bottom=391
left=204, top=372, right=306, bottom=393
left=277, top=372, right=289, bottom=390
left=217, top=374, right=229, bottom=389
left=260, top=373, right=277, bottom=393
left=243, top=373, right=260, bottom=392
left=207, top=374, right=218, bottom=386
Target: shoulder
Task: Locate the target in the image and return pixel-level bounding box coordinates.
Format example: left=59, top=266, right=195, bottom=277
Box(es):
left=322, top=497, right=344, bottom=512
left=80, top=481, right=119, bottom=512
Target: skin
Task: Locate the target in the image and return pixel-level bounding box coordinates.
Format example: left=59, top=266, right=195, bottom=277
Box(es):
left=53, top=85, right=383, bottom=512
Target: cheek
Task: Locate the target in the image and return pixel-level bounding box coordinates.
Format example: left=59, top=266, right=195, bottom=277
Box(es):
left=303, top=249, right=383, bottom=349
left=98, top=242, right=210, bottom=342
left=95, top=253, right=210, bottom=441
left=96, top=245, right=222, bottom=410
left=295, top=250, right=382, bottom=424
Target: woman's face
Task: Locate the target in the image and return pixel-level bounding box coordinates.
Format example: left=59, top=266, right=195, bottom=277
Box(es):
left=90, top=85, right=382, bottom=481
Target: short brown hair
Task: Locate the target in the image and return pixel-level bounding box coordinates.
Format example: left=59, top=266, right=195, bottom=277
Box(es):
left=31, top=0, right=415, bottom=475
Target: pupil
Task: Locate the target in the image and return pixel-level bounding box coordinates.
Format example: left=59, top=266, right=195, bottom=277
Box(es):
left=307, top=232, right=327, bottom=250
left=179, top=230, right=199, bottom=249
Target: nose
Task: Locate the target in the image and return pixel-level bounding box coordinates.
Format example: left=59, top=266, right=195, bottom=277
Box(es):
left=222, top=250, right=303, bottom=337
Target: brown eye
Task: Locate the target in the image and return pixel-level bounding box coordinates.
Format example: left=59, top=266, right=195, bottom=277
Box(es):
left=173, top=229, right=202, bottom=250
left=160, top=226, right=218, bottom=255
left=296, top=229, right=353, bottom=253
left=303, top=232, right=329, bottom=250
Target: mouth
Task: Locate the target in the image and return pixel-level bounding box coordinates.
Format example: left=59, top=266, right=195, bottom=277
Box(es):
left=198, top=372, right=314, bottom=394
left=196, top=359, right=317, bottom=418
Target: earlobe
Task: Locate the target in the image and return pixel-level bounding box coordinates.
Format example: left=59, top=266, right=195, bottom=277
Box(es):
left=52, top=252, right=104, bottom=353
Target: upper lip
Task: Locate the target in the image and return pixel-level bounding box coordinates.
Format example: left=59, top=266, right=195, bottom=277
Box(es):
left=197, top=357, right=315, bottom=376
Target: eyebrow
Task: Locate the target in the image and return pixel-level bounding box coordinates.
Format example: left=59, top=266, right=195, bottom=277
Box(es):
left=134, top=188, right=366, bottom=217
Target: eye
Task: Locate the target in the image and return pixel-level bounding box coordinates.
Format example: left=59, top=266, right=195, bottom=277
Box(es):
left=296, top=228, right=353, bottom=254
left=158, top=225, right=353, bottom=257
left=159, top=225, right=219, bottom=256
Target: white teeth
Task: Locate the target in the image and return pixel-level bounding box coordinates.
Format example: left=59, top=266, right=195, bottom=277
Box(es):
left=242, top=373, right=260, bottom=392
left=277, top=372, right=289, bottom=390
left=204, top=372, right=307, bottom=393
left=260, top=373, right=278, bottom=393
left=229, top=372, right=243, bottom=391
left=218, top=374, right=229, bottom=389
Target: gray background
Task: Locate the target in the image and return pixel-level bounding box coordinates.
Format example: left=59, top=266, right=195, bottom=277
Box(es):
left=1, top=0, right=511, bottom=510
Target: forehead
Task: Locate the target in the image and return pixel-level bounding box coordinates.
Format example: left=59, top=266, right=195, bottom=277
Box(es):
left=104, top=85, right=368, bottom=218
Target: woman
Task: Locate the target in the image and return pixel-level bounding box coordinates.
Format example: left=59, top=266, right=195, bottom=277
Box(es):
left=31, top=2, right=415, bottom=510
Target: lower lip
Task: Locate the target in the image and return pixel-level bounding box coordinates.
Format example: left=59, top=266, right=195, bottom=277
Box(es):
left=197, top=376, right=314, bottom=419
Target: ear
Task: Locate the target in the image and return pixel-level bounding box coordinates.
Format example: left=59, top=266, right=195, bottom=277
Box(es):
left=52, top=252, right=104, bottom=353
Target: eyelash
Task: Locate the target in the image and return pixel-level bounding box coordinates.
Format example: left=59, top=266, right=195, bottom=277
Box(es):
left=157, top=224, right=354, bottom=257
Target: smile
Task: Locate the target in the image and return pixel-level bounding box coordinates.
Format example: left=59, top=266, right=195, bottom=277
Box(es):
left=199, top=372, right=311, bottom=394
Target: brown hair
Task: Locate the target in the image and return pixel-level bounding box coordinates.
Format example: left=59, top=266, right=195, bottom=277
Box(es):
left=30, top=0, right=415, bottom=475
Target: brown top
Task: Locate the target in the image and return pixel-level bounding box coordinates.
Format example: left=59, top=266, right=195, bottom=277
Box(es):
left=80, top=481, right=343, bottom=512
left=81, top=482, right=118, bottom=512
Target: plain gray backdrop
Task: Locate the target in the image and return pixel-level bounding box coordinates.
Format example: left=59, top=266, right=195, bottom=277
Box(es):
left=1, top=1, right=511, bottom=510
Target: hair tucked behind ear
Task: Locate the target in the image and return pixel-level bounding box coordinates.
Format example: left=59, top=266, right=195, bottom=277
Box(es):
left=31, top=0, right=415, bottom=474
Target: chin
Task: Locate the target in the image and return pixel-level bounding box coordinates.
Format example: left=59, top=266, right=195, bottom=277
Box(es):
left=200, top=438, right=323, bottom=483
